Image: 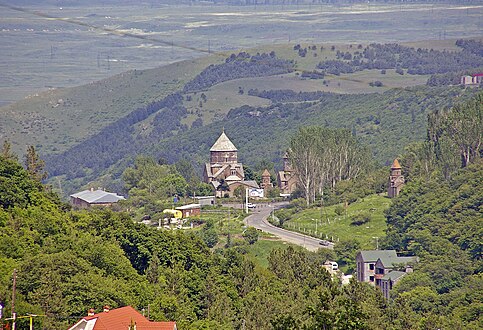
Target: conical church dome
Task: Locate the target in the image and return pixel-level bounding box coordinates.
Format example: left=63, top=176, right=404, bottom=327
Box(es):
left=391, top=159, right=401, bottom=169
left=210, top=131, right=237, bottom=152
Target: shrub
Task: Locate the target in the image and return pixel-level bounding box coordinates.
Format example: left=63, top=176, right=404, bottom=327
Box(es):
left=334, top=205, right=345, bottom=216
left=350, top=212, right=372, bottom=226
left=243, top=227, right=259, bottom=245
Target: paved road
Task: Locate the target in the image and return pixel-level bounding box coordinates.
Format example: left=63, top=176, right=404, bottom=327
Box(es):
left=243, top=204, right=334, bottom=252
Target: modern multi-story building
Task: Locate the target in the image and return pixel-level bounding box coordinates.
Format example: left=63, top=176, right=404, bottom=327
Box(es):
left=356, top=250, right=417, bottom=299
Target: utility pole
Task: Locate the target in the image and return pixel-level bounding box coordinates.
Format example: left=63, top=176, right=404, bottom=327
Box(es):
left=245, top=188, right=248, bottom=214
left=0, top=302, right=4, bottom=330
left=372, top=236, right=379, bottom=250
left=12, top=269, right=16, bottom=330
left=57, top=177, right=63, bottom=196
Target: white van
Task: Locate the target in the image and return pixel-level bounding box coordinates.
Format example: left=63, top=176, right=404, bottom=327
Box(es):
left=329, top=261, right=338, bottom=271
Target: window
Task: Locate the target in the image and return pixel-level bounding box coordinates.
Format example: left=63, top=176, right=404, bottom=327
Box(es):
left=369, top=276, right=374, bottom=282
left=369, top=264, right=375, bottom=270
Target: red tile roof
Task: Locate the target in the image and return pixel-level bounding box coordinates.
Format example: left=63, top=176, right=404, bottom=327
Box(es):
left=73, top=306, right=176, bottom=330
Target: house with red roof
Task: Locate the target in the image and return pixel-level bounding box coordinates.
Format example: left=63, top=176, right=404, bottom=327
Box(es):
left=68, top=306, right=176, bottom=330
left=461, top=73, right=483, bottom=86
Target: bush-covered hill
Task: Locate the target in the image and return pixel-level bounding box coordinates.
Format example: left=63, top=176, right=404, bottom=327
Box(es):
left=0, top=155, right=407, bottom=330
left=148, top=86, right=476, bottom=171
left=44, top=84, right=476, bottom=195
left=315, top=41, right=483, bottom=76
left=2, top=40, right=480, bottom=195
left=2, top=142, right=482, bottom=329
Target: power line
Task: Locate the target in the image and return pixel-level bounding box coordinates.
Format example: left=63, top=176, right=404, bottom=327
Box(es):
left=0, top=2, right=369, bottom=84
left=0, top=2, right=216, bottom=57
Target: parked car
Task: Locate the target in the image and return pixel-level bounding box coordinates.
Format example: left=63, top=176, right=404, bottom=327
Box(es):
left=247, top=203, right=256, bottom=209
left=319, top=240, right=330, bottom=246
left=328, top=261, right=338, bottom=271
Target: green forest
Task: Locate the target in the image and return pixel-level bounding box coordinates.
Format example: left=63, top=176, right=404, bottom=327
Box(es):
left=0, top=92, right=481, bottom=329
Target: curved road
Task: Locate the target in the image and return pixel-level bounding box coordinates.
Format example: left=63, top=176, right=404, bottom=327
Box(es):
left=244, top=204, right=334, bottom=252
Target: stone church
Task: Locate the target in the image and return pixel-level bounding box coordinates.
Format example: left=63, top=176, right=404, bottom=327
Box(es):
left=203, top=131, right=259, bottom=197
left=388, top=159, right=404, bottom=197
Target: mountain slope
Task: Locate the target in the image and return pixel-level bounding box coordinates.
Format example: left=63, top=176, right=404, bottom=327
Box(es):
left=45, top=83, right=476, bottom=195
left=0, top=56, right=220, bottom=155
left=153, top=86, right=473, bottom=167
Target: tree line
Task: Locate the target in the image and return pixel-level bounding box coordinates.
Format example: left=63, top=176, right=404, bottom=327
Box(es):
left=1, top=93, right=481, bottom=329
left=0, top=154, right=428, bottom=330
left=248, top=88, right=332, bottom=102
left=288, top=127, right=371, bottom=205
left=315, top=41, right=483, bottom=76
left=401, top=91, right=482, bottom=181
left=378, top=93, right=482, bottom=327
left=183, top=51, right=293, bottom=93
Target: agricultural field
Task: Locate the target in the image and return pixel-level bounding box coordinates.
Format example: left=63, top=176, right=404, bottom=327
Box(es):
left=182, top=68, right=430, bottom=125
left=282, top=194, right=391, bottom=249
left=1, top=2, right=481, bottom=105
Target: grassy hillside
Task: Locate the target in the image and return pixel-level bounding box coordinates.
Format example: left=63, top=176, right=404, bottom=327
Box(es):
left=153, top=85, right=474, bottom=167
left=2, top=39, right=480, bottom=196
left=281, top=194, right=391, bottom=249
left=46, top=83, right=476, bottom=197
left=1, top=40, right=471, bottom=157
left=0, top=55, right=221, bottom=155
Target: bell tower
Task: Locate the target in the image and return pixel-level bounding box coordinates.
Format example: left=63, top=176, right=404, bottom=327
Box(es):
left=388, top=159, right=404, bottom=198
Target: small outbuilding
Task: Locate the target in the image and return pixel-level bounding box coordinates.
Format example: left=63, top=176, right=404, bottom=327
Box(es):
left=193, top=195, right=216, bottom=206
left=175, top=203, right=201, bottom=218
left=70, top=188, right=125, bottom=208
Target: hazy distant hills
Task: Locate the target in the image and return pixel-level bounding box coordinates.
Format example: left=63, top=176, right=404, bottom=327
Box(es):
left=9, top=0, right=477, bottom=6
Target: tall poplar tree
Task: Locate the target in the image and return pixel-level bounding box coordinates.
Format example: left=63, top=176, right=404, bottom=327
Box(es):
left=24, top=145, right=48, bottom=181
left=1, top=140, right=17, bottom=161
left=289, top=127, right=369, bottom=205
